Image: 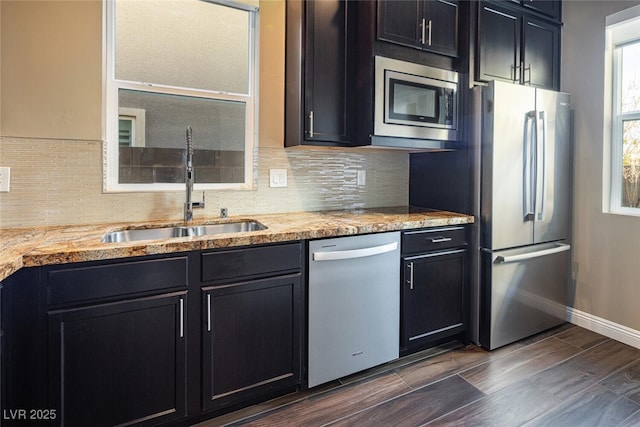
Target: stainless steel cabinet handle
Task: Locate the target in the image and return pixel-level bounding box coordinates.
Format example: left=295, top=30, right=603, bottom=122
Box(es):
left=179, top=297, right=185, bottom=338
left=421, top=18, right=426, bottom=45
left=511, top=64, right=521, bottom=83
left=427, top=19, right=432, bottom=46
left=309, top=110, right=314, bottom=138
left=430, top=237, right=452, bottom=243
left=524, top=63, right=532, bottom=85
left=207, top=293, right=212, bottom=332
left=408, top=261, right=414, bottom=290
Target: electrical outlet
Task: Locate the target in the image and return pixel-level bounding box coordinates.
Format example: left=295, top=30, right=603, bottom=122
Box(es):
left=357, top=170, right=366, bottom=186
left=269, top=169, right=288, bottom=188
left=0, top=167, right=10, bottom=192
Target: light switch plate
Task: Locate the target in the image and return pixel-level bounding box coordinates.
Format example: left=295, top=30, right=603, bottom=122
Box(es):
left=357, top=170, right=366, bottom=186
left=0, top=167, right=10, bottom=192
left=269, top=169, right=288, bottom=188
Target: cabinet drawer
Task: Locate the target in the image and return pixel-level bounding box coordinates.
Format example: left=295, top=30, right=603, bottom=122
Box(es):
left=402, top=226, right=467, bottom=253
left=47, top=256, right=188, bottom=306
left=201, top=243, right=302, bottom=283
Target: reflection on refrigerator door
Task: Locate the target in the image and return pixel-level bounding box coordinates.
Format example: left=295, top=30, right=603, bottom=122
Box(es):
left=480, top=242, right=571, bottom=350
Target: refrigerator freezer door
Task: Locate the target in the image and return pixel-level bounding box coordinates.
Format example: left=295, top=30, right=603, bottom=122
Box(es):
left=481, top=81, right=536, bottom=251
left=480, top=242, right=570, bottom=350
left=533, top=89, right=571, bottom=244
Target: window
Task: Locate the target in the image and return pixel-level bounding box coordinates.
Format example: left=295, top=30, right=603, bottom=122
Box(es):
left=607, top=6, right=640, bottom=214
left=104, top=0, right=258, bottom=192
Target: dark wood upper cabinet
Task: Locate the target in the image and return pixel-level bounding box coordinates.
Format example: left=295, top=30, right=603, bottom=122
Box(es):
left=377, top=0, right=460, bottom=58
left=477, top=3, right=521, bottom=83
left=521, top=0, right=561, bottom=21
left=476, top=1, right=560, bottom=90
left=523, top=16, right=560, bottom=89
left=377, top=0, right=422, bottom=49
left=285, top=0, right=354, bottom=147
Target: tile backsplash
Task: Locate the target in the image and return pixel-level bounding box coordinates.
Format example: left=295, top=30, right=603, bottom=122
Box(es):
left=0, top=137, right=409, bottom=228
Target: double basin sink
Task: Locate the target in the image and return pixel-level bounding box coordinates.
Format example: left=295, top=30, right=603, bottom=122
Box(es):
left=101, top=220, right=267, bottom=243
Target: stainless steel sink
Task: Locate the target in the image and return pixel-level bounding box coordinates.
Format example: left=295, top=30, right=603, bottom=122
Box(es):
left=189, top=221, right=266, bottom=236
left=101, top=221, right=267, bottom=243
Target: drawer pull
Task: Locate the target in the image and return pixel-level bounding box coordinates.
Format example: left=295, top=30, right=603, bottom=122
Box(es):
left=430, top=237, right=453, bottom=243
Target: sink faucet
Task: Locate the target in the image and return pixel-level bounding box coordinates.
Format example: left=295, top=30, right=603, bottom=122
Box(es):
left=185, top=126, right=205, bottom=222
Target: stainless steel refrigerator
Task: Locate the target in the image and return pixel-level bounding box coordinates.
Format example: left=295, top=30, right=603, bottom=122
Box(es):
left=471, top=80, right=572, bottom=350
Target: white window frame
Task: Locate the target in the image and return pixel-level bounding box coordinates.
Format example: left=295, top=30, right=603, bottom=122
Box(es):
left=605, top=5, right=640, bottom=216
left=103, top=0, right=259, bottom=193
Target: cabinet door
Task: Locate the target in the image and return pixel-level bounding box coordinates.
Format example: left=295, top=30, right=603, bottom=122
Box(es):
left=304, top=0, right=350, bottom=144
left=377, top=0, right=423, bottom=49
left=477, top=2, right=521, bottom=83
left=202, top=274, right=302, bottom=411
left=522, top=16, right=559, bottom=89
left=377, top=0, right=459, bottom=57
left=48, top=292, right=187, bottom=427
left=523, top=0, right=561, bottom=21
left=401, top=249, right=466, bottom=350
left=426, top=0, right=460, bottom=57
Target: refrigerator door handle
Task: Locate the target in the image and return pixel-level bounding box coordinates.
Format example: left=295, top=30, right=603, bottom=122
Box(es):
left=523, top=111, right=536, bottom=221
left=495, top=243, right=570, bottom=264
left=536, top=110, right=548, bottom=221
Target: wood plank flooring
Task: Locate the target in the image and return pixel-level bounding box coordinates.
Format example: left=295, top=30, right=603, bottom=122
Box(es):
left=197, top=325, right=640, bottom=427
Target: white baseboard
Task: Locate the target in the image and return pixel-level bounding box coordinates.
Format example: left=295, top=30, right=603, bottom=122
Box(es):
left=566, top=307, right=640, bottom=350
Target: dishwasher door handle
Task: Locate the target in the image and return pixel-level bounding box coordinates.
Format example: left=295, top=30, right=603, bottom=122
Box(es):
left=313, top=242, right=398, bottom=261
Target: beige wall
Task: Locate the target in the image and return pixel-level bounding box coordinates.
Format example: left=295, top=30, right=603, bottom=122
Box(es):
left=0, top=0, right=102, bottom=140
left=0, top=0, right=409, bottom=227
left=562, top=1, right=640, bottom=331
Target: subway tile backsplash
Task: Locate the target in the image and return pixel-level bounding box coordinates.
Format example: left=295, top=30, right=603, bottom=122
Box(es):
left=0, top=137, right=408, bottom=228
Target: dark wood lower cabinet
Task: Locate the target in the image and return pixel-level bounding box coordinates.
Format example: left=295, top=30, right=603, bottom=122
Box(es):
left=202, top=274, right=303, bottom=411
left=1, top=243, right=304, bottom=425
left=402, top=249, right=466, bottom=350
left=401, top=227, right=469, bottom=355
left=48, top=292, right=188, bottom=427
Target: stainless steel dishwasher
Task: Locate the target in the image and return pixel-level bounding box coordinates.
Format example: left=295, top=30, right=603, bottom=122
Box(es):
left=308, top=232, right=400, bottom=388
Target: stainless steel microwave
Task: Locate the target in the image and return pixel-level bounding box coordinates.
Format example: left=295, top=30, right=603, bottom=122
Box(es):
left=374, top=56, right=459, bottom=142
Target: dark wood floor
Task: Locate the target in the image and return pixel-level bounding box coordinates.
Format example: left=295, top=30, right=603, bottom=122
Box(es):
left=198, top=324, right=640, bottom=426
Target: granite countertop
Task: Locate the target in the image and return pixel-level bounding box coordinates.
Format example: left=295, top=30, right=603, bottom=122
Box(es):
left=0, top=207, right=474, bottom=281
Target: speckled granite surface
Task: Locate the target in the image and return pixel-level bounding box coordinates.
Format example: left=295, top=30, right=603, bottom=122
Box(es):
left=0, top=207, right=473, bottom=281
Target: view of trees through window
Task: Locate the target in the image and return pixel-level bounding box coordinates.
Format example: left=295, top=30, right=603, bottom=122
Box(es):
left=621, top=41, right=640, bottom=208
